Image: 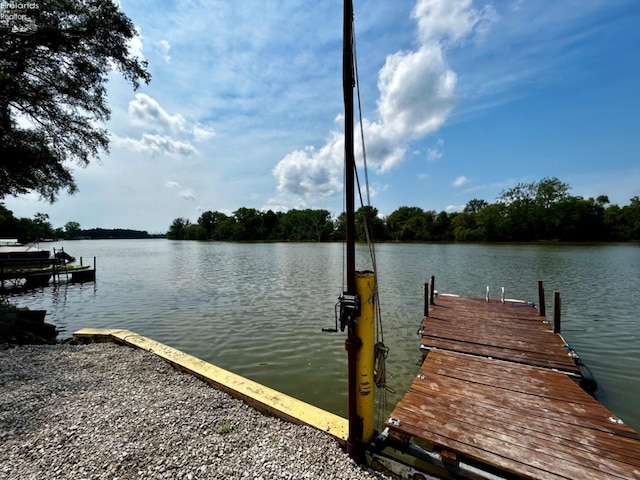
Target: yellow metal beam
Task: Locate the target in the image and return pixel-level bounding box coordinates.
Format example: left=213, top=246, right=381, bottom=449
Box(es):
left=73, top=328, right=348, bottom=444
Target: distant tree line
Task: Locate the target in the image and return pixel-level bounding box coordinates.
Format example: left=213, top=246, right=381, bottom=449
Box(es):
left=0, top=204, right=156, bottom=242
left=167, top=208, right=337, bottom=241
left=167, top=178, right=640, bottom=242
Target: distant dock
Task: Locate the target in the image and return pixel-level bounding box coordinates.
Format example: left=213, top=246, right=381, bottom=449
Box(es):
left=379, top=282, right=640, bottom=479
left=0, top=256, right=96, bottom=291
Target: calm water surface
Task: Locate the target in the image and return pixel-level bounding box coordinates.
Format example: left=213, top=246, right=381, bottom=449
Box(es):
left=10, top=240, right=640, bottom=432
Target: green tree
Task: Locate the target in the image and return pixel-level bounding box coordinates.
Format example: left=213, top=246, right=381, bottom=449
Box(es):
left=197, top=211, right=215, bottom=239
left=620, top=196, right=640, bottom=240
left=333, top=212, right=346, bottom=241
left=476, top=203, right=510, bottom=241
left=275, top=209, right=332, bottom=241
left=451, top=212, right=481, bottom=241
left=386, top=206, right=425, bottom=241
left=498, top=177, right=571, bottom=240
left=64, top=221, right=82, bottom=239
left=355, top=206, right=387, bottom=241
left=167, top=218, right=190, bottom=240
left=0, top=202, right=21, bottom=239
left=0, top=0, right=150, bottom=201
left=32, top=212, right=54, bottom=240
left=535, top=177, right=570, bottom=209
left=555, top=197, right=606, bottom=241
left=233, top=207, right=262, bottom=240
left=262, top=210, right=279, bottom=240
left=216, top=216, right=237, bottom=240
left=185, top=223, right=203, bottom=240
left=463, top=199, right=489, bottom=214
left=433, top=211, right=453, bottom=241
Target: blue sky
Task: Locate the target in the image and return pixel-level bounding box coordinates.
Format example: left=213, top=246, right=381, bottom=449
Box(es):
left=5, top=0, right=640, bottom=234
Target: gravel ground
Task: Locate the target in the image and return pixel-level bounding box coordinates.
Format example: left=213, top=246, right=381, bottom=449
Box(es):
left=0, top=342, right=390, bottom=480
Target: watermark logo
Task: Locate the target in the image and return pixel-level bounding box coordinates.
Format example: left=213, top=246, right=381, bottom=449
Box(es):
left=1, top=2, right=39, bottom=35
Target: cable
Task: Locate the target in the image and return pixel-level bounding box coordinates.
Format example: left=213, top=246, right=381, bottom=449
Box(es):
left=353, top=19, right=391, bottom=431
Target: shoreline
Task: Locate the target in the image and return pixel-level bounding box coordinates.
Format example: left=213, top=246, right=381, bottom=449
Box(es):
left=0, top=342, right=388, bottom=479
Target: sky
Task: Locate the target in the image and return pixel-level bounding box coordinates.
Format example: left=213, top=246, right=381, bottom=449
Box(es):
left=4, top=0, right=640, bottom=234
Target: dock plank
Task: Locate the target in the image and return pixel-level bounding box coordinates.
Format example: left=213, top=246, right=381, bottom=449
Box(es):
left=388, top=350, right=640, bottom=479
left=421, top=296, right=580, bottom=373
left=386, top=294, right=640, bottom=479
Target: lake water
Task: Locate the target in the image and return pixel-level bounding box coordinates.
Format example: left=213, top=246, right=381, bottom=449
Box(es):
left=8, top=239, right=640, bottom=433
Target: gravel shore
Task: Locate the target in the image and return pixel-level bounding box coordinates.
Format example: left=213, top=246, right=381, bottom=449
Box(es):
left=0, top=342, right=389, bottom=480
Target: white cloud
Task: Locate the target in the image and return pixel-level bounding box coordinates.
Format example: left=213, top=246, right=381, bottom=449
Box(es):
left=128, top=93, right=186, bottom=132
left=412, top=0, right=498, bottom=46
left=160, top=39, right=171, bottom=62
left=427, top=138, right=444, bottom=160
left=272, top=138, right=343, bottom=201
left=272, top=0, right=483, bottom=201
left=128, top=26, right=145, bottom=60
left=179, top=189, right=196, bottom=201
left=445, top=204, right=464, bottom=212
left=509, top=0, right=527, bottom=12
left=166, top=182, right=197, bottom=202
left=112, top=133, right=198, bottom=157
left=127, top=94, right=216, bottom=145
left=374, top=43, right=457, bottom=144
left=192, top=124, right=216, bottom=142
left=452, top=175, right=468, bottom=187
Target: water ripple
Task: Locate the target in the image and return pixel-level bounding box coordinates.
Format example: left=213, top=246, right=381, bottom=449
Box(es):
left=9, top=240, right=640, bottom=430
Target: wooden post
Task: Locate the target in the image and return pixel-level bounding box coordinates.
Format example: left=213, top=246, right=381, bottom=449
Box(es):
left=538, top=280, right=546, bottom=317
left=424, top=282, right=429, bottom=317
left=429, top=275, right=435, bottom=305
left=80, top=256, right=83, bottom=266
left=553, top=291, right=561, bottom=333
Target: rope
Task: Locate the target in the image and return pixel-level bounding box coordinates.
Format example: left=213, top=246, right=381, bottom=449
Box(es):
left=353, top=20, right=391, bottom=430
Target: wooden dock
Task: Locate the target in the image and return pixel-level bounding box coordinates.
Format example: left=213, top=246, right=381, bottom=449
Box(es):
left=381, top=293, right=640, bottom=479
left=0, top=263, right=95, bottom=290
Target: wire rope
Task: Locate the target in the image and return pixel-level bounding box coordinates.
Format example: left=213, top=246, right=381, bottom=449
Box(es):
left=352, top=19, right=392, bottom=431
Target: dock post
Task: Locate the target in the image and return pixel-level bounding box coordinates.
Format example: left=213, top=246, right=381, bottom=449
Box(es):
left=93, top=256, right=96, bottom=272
left=80, top=257, right=83, bottom=266
left=538, top=281, right=546, bottom=316
left=429, top=275, right=435, bottom=305
left=424, top=282, right=429, bottom=317
left=354, top=271, right=375, bottom=446
left=553, top=291, right=561, bottom=333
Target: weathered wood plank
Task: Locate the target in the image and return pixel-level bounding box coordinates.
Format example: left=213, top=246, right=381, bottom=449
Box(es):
left=386, top=294, right=640, bottom=479
left=420, top=296, right=580, bottom=372
left=388, top=351, right=640, bottom=478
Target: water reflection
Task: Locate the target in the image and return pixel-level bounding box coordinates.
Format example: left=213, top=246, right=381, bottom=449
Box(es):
left=8, top=240, right=640, bottom=432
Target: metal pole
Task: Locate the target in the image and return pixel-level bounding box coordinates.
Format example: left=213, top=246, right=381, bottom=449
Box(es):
left=344, top=0, right=355, bottom=295
left=343, top=0, right=361, bottom=462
